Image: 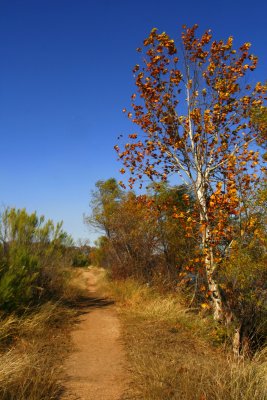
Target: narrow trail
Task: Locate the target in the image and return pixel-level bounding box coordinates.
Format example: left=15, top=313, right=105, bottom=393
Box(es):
left=61, top=268, right=128, bottom=400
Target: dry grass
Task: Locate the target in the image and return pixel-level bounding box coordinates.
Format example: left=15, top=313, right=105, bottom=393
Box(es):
left=0, top=268, right=84, bottom=400
left=60, top=267, right=89, bottom=301
left=0, top=302, right=76, bottom=400
left=102, top=275, right=267, bottom=400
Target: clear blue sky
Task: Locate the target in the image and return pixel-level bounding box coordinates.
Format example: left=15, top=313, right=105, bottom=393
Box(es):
left=0, top=0, right=266, bottom=242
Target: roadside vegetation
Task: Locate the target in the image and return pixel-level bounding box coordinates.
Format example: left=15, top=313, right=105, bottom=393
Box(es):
left=86, top=28, right=267, bottom=398
left=0, top=208, right=88, bottom=400
left=1, top=22, right=266, bottom=400
left=98, top=274, right=267, bottom=400
left=86, top=26, right=267, bottom=399
left=87, top=176, right=267, bottom=399
left=88, top=178, right=267, bottom=353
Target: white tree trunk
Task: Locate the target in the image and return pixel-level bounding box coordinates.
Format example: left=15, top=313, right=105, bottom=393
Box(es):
left=196, top=177, right=224, bottom=321
left=204, top=246, right=224, bottom=321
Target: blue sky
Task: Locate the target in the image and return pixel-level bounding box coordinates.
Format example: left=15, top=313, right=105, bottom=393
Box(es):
left=0, top=0, right=266, bottom=242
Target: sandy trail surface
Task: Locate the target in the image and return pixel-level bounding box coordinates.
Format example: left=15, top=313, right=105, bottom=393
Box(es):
left=61, top=268, right=128, bottom=400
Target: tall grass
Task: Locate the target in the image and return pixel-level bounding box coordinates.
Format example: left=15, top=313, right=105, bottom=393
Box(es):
left=0, top=348, right=62, bottom=400
left=0, top=303, right=75, bottom=400
left=0, top=267, right=87, bottom=400
left=103, top=276, right=267, bottom=400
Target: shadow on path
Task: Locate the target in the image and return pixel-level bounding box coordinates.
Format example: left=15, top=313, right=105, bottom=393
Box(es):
left=64, top=295, right=115, bottom=318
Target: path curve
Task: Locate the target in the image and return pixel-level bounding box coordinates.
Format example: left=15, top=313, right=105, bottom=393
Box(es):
left=61, top=268, right=128, bottom=400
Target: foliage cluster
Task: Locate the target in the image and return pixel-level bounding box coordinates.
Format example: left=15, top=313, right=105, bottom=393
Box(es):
left=113, top=23, right=267, bottom=327
left=88, top=177, right=267, bottom=353
left=0, top=207, right=74, bottom=313
left=87, top=179, right=197, bottom=285
left=71, top=244, right=91, bottom=267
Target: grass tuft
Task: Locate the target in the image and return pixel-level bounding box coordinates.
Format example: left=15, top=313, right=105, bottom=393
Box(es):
left=0, top=268, right=84, bottom=400
left=102, top=274, right=267, bottom=400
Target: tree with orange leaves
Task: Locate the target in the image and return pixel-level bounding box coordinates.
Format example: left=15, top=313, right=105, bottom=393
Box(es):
left=115, top=25, right=266, bottom=321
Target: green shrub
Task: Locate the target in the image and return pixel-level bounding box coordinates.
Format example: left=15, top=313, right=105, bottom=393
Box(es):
left=0, top=247, right=40, bottom=311
left=0, top=208, right=73, bottom=312
left=72, top=252, right=88, bottom=267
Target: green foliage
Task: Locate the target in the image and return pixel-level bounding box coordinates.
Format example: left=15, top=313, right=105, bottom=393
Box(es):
left=72, top=252, right=89, bottom=267
left=0, top=252, right=39, bottom=312
left=86, top=178, right=123, bottom=237
left=0, top=208, right=73, bottom=313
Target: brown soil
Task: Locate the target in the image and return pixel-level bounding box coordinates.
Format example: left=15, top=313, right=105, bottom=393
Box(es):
left=61, top=268, right=128, bottom=400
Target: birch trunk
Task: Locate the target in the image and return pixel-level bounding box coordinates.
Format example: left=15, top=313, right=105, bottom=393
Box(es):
left=196, top=176, right=224, bottom=321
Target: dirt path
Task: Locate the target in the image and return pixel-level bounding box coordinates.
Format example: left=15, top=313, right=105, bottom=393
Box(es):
left=61, top=268, right=128, bottom=400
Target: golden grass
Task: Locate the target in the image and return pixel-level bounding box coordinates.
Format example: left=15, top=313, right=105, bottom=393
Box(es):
left=101, top=274, right=267, bottom=400
left=0, top=268, right=84, bottom=400
left=0, top=302, right=76, bottom=400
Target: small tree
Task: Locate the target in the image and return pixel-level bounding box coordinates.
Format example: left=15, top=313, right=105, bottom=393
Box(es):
left=145, top=182, right=197, bottom=284
left=115, top=25, right=266, bottom=320
left=86, top=178, right=125, bottom=267
left=0, top=208, right=73, bottom=311
left=86, top=178, right=124, bottom=238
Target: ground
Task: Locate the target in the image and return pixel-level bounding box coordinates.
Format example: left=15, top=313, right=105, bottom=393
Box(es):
left=61, top=268, right=128, bottom=400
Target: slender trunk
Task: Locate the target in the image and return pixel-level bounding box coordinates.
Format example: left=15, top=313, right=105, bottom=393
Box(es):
left=196, top=177, right=224, bottom=321
left=233, top=321, right=253, bottom=357
left=203, top=243, right=224, bottom=321
left=232, top=326, right=241, bottom=357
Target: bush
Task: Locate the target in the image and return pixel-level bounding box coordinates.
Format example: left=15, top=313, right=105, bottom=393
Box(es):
left=0, top=208, right=73, bottom=312
left=220, top=245, right=267, bottom=353
left=72, top=252, right=89, bottom=267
